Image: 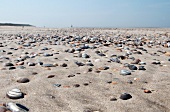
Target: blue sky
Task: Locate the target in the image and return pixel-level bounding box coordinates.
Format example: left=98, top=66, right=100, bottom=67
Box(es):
left=0, top=0, right=170, bottom=28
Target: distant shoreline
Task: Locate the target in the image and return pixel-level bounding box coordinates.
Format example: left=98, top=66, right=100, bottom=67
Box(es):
left=0, top=23, right=34, bottom=27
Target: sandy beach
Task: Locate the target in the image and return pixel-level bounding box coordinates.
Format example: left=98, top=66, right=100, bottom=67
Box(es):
left=0, top=26, right=170, bottom=112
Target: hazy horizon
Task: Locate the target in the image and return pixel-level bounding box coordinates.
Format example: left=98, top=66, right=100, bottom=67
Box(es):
left=0, top=0, right=170, bottom=28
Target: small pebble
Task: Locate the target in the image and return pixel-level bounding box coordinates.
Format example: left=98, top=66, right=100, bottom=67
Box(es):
left=73, top=84, right=80, bottom=87
left=17, top=77, right=30, bottom=83
left=27, top=62, right=36, bottom=66
left=106, top=81, right=112, bottom=84
left=127, top=80, right=133, bottom=84
left=68, top=74, right=75, bottom=78
left=144, top=89, right=152, bottom=93
left=131, top=59, right=141, bottom=64
left=128, top=65, right=138, bottom=70
left=32, top=72, right=38, bottom=75
left=98, top=66, right=109, bottom=70
left=17, top=66, right=26, bottom=69
left=138, top=66, right=146, bottom=70
left=63, top=85, right=70, bottom=88
left=75, top=61, right=85, bottom=66
left=54, top=84, right=61, bottom=87
left=4, top=63, right=14, bottom=67
left=47, top=75, right=55, bottom=78
left=110, top=97, right=117, bottom=101
left=83, top=83, right=89, bottom=86
left=152, top=61, right=161, bottom=65
left=8, top=66, right=16, bottom=70
left=60, top=63, right=67, bottom=67
left=82, top=53, right=90, bottom=58
left=120, top=70, right=131, bottom=76
left=42, top=64, right=55, bottom=67
left=120, top=93, right=132, bottom=100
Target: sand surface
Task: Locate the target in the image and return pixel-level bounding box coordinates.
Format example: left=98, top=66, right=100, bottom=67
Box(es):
left=0, top=26, right=170, bottom=112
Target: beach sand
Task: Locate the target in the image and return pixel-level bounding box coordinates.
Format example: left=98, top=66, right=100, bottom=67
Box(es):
left=0, top=26, right=170, bottom=112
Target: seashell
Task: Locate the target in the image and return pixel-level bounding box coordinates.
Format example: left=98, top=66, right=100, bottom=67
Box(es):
left=7, top=102, right=29, bottom=112
left=16, top=61, right=24, bottom=65
left=6, top=88, right=24, bottom=99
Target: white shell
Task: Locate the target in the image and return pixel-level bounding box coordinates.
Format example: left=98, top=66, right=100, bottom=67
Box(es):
left=7, top=88, right=23, bottom=99
left=95, top=59, right=101, bottom=62
left=7, top=102, right=28, bottom=112
left=7, top=102, right=20, bottom=112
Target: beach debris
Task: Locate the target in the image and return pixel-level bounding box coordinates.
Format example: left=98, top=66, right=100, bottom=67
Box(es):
left=7, top=102, right=29, bottom=112
left=6, top=88, right=24, bottom=99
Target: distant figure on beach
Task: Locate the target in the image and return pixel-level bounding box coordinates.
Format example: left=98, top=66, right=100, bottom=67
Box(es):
left=71, top=25, right=73, bottom=28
